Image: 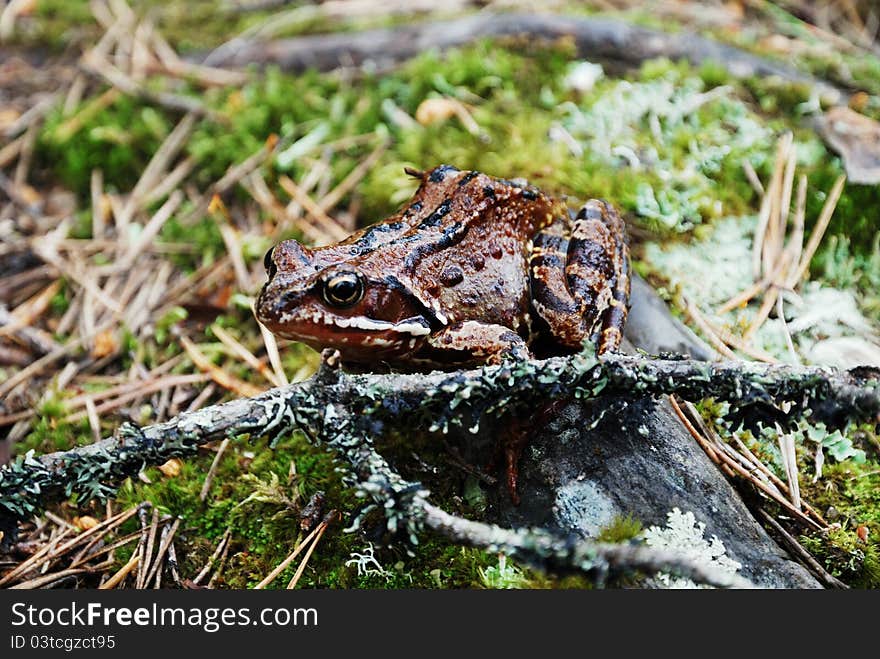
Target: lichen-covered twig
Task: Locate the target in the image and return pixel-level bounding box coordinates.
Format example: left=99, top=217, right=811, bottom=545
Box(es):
left=1, top=350, right=877, bottom=585
left=421, top=503, right=753, bottom=589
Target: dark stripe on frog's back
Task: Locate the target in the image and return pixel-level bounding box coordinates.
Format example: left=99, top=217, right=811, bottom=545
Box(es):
left=343, top=220, right=409, bottom=257
left=402, top=171, right=560, bottom=272
left=333, top=168, right=467, bottom=260
left=334, top=169, right=560, bottom=277
left=403, top=220, right=470, bottom=273
left=456, top=170, right=480, bottom=187
left=416, top=199, right=453, bottom=229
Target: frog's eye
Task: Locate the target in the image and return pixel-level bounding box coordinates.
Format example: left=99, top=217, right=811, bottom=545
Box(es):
left=322, top=271, right=364, bottom=308
left=263, top=247, right=277, bottom=278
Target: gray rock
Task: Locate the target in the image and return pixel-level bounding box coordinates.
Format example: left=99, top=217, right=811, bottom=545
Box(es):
left=486, top=275, right=820, bottom=588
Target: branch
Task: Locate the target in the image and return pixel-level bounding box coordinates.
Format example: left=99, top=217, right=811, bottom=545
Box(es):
left=421, top=503, right=753, bottom=589
left=2, top=349, right=877, bottom=575
left=197, top=12, right=846, bottom=104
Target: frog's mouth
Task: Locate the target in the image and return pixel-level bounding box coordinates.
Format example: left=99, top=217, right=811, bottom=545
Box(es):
left=261, top=307, right=432, bottom=361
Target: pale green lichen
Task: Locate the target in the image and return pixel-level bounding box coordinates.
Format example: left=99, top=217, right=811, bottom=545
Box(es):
left=478, top=553, right=531, bottom=589
left=556, top=69, right=771, bottom=230
left=642, top=508, right=742, bottom=589
left=644, top=214, right=880, bottom=367
left=344, top=543, right=397, bottom=582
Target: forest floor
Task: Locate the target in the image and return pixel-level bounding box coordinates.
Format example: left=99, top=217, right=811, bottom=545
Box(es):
left=1, top=0, right=879, bottom=589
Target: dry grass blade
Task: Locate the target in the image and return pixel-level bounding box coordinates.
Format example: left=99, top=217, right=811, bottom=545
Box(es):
left=702, top=133, right=845, bottom=359
left=257, top=312, right=289, bottom=386
left=219, top=223, right=253, bottom=293
left=741, top=259, right=788, bottom=342
left=732, top=436, right=827, bottom=526
left=286, top=516, right=333, bottom=589
left=99, top=553, right=140, bottom=589
left=753, top=132, right=791, bottom=278
left=181, top=336, right=265, bottom=397
left=785, top=174, right=808, bottom=289
left=119, top=189, right=184, bottom=268
left=85, top=397, right=103, bottom=443
left=789, top=174, right=846, bottom=286
left=70, top=531, right=141, bottom=568
left=0, top=134, right=24, bottom=169
left=81, top=50, right=215, bottom=118
left=716, top=257, right=786, bottom=315
left=669, top=396, right=720, bottom=464
left=32, top=243, right=123, bottom=315
left=0, top=529, right=74, bottom=587
left=143, top=156, right=195, bottom=206
left=776, top=294, right=800, bottom=364
left=9, top=564, right=112, bottom=590
left=681, top=298, right=736, bottom=359
left=165, top=539, right=181, bottom=588
left=200, top=437, right=231, bottom=502
left=777, top=429, right=802, bottom=510
left=0, top=505, right=140, bottom=587
left=315, top=138, right=389, bottom=213
left=671, top=396, right=822, bottom=530
left=757, top=509, right=847, bottom=589
left=193, top=529, right=231, bottom=586
left=253, top=523, right=323, bottom=589
left=0, top=306, right=61, bottom=356
left=136, top=508, right=161, bottom=589
left=206, top=534, right=231, bottom=588
left=64, top=373, right=211, bottom=423
left=149, top=25, right=249, bottom=87
left=212, top=324, right=280, bottom=387
left=279, top=175, right=349, bottom=242
left=685, top=298, right=778, bottom=362
left=142, top=517, right=181, bottom=588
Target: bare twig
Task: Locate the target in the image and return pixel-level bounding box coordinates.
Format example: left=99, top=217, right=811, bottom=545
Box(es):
left=199, top=438, right=231, bottom=502
left=193, top=528, right=231, bottom=586
left=757, top=509, right=847, bottom=589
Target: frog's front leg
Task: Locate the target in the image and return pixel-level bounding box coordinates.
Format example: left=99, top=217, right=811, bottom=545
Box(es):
left=424, top=321, right=529, bottom=365
left=530, top=198, right=630, bottom=354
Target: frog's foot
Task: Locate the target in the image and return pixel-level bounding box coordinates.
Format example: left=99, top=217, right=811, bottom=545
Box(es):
left=530, top=199, right=630, bottom=354
left=423, top=320, right=529, bottom=365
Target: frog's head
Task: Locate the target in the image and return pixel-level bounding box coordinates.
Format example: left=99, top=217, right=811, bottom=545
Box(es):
left=255, top=238, right=439, bottom=362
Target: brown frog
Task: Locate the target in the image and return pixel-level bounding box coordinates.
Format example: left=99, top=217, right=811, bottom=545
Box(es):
left=256, top=164, right=630, bottom=367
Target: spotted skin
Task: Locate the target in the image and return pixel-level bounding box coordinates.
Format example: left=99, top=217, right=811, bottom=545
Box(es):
left=256, top=164, right=569, bottom=367
left=529, top=199, right=630, bottom=355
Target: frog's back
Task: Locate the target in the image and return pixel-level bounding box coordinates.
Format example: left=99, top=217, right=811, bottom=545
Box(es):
left=349, top=166, right=565, bottom=332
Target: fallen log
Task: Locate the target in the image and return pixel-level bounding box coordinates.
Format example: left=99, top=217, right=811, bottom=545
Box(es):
left=198, top=12, right=846, bottom=104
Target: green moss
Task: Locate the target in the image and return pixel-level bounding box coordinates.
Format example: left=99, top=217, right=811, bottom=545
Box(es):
left=40, top=98, right=173, bottom=194
left=795, top=454, right=880, bottom=587
left=18, top=401, right=93, bottom=455
left=800, top=525, right=880, bottom=589
left=158, top=214, right=225, bottom=267
left=597, top=514, right=643, bottom=543
left=805, top=175, right=880, bottom=257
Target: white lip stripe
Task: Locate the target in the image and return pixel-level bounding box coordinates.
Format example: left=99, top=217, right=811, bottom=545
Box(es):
left=330, top=315, right=431, bottom=336
left=280, top=310, right=431, bottom=336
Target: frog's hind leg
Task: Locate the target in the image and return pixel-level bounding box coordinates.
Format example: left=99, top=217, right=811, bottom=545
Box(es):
left=530, top=199, right=630, bottom=353
left=529, top=216, right=586, bottom=348
left=568, top=199, right=630, bottom=354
